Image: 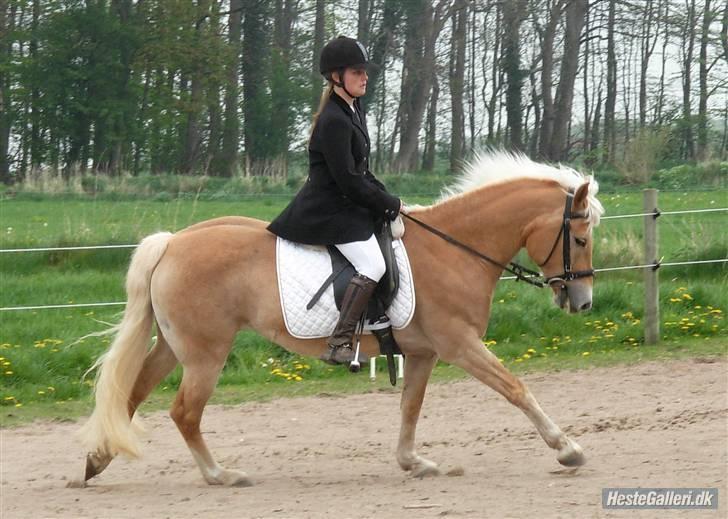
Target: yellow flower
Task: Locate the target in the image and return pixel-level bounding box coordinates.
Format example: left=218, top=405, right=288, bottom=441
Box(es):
left=522, top=354, right=531, bottom=360
left=527, top=348, right=537, bottom=354
left=37, top=390, right=45, bottom=395
left=582, top=352, right=591, bottom=356
left=682, top=293, right=693, bottom=300
left=15, top=403, right=22, bottom=408
left=4, top=371, right=13, bottom=375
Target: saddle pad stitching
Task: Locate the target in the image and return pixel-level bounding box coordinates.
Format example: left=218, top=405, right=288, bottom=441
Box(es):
left=276, top=237, right=415, bottom=339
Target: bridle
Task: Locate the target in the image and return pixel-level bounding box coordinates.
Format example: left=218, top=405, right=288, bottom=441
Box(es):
left=401, top=188, right=593, bottom=290
left=538, top=188, right=594, bottom=286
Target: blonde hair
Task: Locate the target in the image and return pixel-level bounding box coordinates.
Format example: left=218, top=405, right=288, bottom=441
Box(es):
left=310, top=81, right=334, bottom=141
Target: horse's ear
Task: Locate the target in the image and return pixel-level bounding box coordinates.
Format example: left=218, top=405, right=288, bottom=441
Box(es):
left=573, top=181, right=590, bottom=211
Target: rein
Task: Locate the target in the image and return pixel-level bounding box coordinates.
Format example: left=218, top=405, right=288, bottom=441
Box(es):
left=401, top=189, right=594, bottom=290
left=400, top=213, right=546, bottom=288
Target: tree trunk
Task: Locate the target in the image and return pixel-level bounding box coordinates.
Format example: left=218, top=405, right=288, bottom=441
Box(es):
left=722, top=2, right=728, bottom=66
left=602, top=0, right=617, bottom=165
left=449, top=2, right=467, bottom=171
left=422, top=76, right=439, bottom=171
left=537, top=0, right=562, bottom=158
left=696, top=0, right=713, bottom=160
left=242, top=0, right=270, bottom=171
left=681, top=0, right=696, bottom=160
left=393, top=0, right=450, bottom=173
left=468, top=5, right=476, bottom=152
left=310, top=0, right=325, bottom=115
left=638, top=0, right=658, bottom=129
left=30, top=0, right=41, bottom=168
left=654, top=0, right=670, bottom=125
left=528, top=57, right=540, bottom=157
left=361, top=0, right=403, bottom=112
left=0, top=0, right=13, bottom=182
left=545, top=0, right=585, bottom=161
left=358, top=0, right=370, bottom=47
left=582, top=5, right=590, bottom=156
left=180, top=0, right=210, bottom=174
left=502, top=0, right=526, bottom=152
left=270, top=0, right=296, bottom=177
left=487, top=3, right=501, bottom=143
left=220, top=0, right=243, bottom=177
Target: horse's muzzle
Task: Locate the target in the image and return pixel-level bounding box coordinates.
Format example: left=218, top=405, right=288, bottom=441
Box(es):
left=552, top=282, right=592, bottom=313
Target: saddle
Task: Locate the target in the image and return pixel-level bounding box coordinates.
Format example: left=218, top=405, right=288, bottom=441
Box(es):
left=306, top=222, right=403, bottom=382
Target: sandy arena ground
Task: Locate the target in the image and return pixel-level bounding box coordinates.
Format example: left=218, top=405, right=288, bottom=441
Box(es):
left=1, top=357, right=726, bottom=519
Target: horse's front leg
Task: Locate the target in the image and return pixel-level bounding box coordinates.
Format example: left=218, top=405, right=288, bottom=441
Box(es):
left=448, top=339, right=585, bottom=467
left=396, top=352, right=441, bottom=477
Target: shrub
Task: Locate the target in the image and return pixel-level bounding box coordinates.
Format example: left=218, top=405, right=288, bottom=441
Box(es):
left=652, top=161, right=727, bottom=190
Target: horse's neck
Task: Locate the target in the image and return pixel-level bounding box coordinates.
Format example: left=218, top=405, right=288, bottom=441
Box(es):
left=424, top=179, right=561, bottom=269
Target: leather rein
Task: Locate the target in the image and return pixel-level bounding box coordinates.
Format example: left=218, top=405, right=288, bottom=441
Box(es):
left=401, top=189, right=593, bottom=290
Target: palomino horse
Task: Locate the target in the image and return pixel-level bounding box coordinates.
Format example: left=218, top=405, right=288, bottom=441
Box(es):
left=78, top=152, right=603, bottom=487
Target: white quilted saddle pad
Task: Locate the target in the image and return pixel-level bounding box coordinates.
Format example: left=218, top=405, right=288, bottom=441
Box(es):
left=275, top=237, right=416, bottom=339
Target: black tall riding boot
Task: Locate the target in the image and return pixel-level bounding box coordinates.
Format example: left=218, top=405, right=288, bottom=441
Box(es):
left=320, top=273, right=378, bottom=365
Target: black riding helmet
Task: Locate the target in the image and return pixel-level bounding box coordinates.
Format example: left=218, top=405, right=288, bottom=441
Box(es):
left=319, top=36, right=372, bottom=98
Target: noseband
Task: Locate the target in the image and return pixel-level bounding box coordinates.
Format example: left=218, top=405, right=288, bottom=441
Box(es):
left=538, top=188, right=594, bottom=286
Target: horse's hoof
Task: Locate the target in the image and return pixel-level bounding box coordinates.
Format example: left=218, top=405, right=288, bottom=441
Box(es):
left=412, top=460, right=440, bottom=478
left=84, top=452, right=112, bottom=481
left=557, top=442, right=586, bottom=467
left=211, top=469, right=253, bottom=487
left=66, top=479, right=87, bottom=489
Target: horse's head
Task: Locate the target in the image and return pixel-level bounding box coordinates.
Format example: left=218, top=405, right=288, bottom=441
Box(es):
left=525, top=181, right=596, bottom=314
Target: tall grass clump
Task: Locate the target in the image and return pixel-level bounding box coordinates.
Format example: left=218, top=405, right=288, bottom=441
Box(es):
left=616, top=128, right=670, bottom=184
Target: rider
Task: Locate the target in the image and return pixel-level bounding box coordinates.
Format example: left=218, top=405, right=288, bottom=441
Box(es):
left=267, top=35, right=403, bottom=365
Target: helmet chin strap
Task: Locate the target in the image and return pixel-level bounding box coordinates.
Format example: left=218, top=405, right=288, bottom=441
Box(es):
left=332, top=69, right=357, bottom=99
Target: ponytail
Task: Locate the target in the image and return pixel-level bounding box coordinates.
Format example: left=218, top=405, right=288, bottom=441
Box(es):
left=310, top=82, right=334, bottom=141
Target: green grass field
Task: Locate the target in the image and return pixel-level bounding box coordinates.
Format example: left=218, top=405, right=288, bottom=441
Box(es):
left=1, top=189, right=726, bottom=422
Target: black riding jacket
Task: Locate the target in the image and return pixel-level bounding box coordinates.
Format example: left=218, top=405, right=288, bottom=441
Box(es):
left=267, top=92, right=400, bottom=244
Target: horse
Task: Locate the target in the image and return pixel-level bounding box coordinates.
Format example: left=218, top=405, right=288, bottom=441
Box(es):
left=77, top=151, right=604, bottom=487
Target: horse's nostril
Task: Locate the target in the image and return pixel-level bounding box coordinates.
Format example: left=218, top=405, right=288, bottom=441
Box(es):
left=580, top=301, right=592, bottom=311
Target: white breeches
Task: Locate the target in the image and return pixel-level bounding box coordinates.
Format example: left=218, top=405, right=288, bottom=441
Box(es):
left=335, top=234, right=386, bottom=282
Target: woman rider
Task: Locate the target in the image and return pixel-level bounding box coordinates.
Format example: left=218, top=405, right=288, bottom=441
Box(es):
left=267, top=36, right=404, bottom=365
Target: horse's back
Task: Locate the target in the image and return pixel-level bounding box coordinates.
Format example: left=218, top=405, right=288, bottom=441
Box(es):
left=180, top=215, right=268, bottom=234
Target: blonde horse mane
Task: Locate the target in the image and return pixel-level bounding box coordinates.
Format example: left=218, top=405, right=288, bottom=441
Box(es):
left=438, top=150, right=605, bottom=227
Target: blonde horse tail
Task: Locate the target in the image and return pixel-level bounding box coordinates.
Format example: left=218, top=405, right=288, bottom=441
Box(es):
left=78, top=231, right=173, bottom=459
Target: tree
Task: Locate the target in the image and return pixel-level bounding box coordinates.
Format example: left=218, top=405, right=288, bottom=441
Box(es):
left=602, top=0, right=617, bottom=165
left=242, top=0, right=272, bottom=174
left=681, top=0, right=698, bottom=159
left=0, top=0, right=13, bottom=182
left=450, top=1, right=468, bottom=169
left=219, top=0, right=244, bottom=177
left=536, top=0, right=563, bottom=159
left=310, top=0, right=325, bottom=117
left=696, top=0, right=717, bottom=160
left=502, top=0, right=527, bottom=152
left=549, top=0, right=586, bottom=160
left=393, top=0, right=454, bottom=172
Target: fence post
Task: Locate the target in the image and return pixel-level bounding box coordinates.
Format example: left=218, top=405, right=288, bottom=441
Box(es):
left=643, top=189, right=659, bottom=344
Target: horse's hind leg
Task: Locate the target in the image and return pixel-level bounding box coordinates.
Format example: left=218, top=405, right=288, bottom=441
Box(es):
left=396, top=353, right=440, bottom=477
left=85, top=332, right=179, bottom=481
left=448, top=338, right=585, bottom=467
left=170, top=352, right=252, bottom=487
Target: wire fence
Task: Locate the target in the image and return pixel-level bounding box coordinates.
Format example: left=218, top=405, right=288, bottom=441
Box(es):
left=1, top=205, right=726, bottom=312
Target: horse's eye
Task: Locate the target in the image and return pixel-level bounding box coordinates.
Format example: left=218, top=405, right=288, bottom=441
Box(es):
left=575, top=237, right=587, bottom=247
